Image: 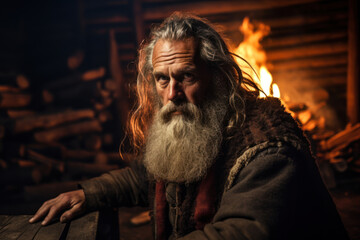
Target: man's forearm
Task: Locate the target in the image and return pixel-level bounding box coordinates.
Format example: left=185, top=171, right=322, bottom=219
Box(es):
left=80, top=167, right=148, bottom=211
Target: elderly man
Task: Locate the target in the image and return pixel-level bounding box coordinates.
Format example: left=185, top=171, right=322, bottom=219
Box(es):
left=30, top=13, right=348, bottom=240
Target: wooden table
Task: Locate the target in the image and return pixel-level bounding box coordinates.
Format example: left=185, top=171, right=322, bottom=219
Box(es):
left=0, top=210, right=119, bottom=240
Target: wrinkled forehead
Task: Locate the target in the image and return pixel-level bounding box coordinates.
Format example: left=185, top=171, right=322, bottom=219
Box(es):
left=151, top=38, right=198, bottom=68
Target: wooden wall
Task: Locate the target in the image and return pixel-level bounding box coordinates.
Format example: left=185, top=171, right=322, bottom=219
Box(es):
left=80, top=0, right=348, bottom=127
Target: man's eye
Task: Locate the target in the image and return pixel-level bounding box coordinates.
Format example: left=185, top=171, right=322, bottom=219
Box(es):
left=183, top=73, right=194, bottom=82
left=157, top=75, right=169, bottom=86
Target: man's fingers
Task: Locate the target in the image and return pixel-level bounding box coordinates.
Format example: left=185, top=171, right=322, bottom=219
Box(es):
left=29, top=200, right=54, bottom=223
left=60, top=204, right=83, bottom=223
left=41, top=203, right=69, bottom=225
left=29, top=190, right=86, bottom=225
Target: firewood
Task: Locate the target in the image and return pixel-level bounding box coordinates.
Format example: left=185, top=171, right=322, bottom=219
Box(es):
left=42, top=81, right=100, bottom=105
left=102, top=133, right=114, bottom=145
left=16, top=75, right=30, bottom=89
left=82, top=67, right=106, bottom=81
left=0, top=85, right=21, bottom=93
left=98, top=111, right=113, bottom=123
left=286, top=102, right=308, bottom=112
left=11, top=109, right=95, bottom=134
left=61, top=148, right=97, bottom=161
left=130, top=211, right=151, bottom=226
left=93, top=97, right=113, bottom=111
left=0, top=93, right=31, bottom=108
left=67, top=50, right=84, bottom=70
left=42, top=67, right=105, bottom=91
left=312, top=130, right=335, bottom=141
left=7, top=110, right=35, bottom=118
left=13, top=159, right=36, bottom=167
left=27, top=149, right=65, bottom=173
left=297, top=110, right=312, bottom=125
left=34, top=119, right=102, bottom=143
left=321, top=123, right=360, bottom=151
left=20, top=142, right=61, bottom=155
left=302, top=119, right=318, bottom=132
left=83, top=134, right=102, bottom=151
left=104, top=79, right=117, bottom=92
left=0, top=74, right=30, bottom=89
left=311, top=89, right=329, bottom=103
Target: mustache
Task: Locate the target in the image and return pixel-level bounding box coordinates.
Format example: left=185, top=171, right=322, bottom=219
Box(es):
left=159, top=102, right=202, bottom=123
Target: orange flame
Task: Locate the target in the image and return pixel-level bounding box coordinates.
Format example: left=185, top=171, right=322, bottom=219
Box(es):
left=233, top=17, right=279, bottom=98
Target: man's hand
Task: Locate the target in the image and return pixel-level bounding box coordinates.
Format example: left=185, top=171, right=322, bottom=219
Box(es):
left=29, top=189, right=86, bottom=225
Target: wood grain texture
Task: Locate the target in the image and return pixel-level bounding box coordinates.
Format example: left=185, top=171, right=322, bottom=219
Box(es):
left=67, top=212, right=99, bottom=240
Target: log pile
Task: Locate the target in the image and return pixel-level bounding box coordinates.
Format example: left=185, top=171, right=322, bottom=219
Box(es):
left=0, top=40, right=132, bottom=201
left=287, top=97, right=360, bottom=187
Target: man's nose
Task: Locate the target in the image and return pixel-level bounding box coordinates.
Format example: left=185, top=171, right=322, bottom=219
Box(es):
left=168, top=79, right=184, bottom=103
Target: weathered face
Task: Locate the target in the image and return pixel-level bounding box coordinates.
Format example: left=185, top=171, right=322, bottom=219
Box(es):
left=152, top=38, right=210, bottom=109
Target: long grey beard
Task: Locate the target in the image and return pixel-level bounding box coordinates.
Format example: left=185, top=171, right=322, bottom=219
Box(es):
left=143, top=97, right=227, bottom=183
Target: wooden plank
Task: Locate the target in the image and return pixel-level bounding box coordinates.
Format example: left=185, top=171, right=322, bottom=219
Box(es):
left=347, top=0, right=360, bottom=124
left=17, top=222, right=42, bottom=240
left=132, top=0, right=145, bottom=46
left=271, top=65, right=347, bottom=81
left=0, top=216, right=13, bottom=231
left=220, top=11, right=347, bottom=33
left=266, top=41, right=347, bottom=61
left=33, top=221, right=66, bottom=240
left=67, top=212, right=98, bottom=240
left=0, top=215, right=35, bottom=239
left=262, top=31, right=347, bottom=49
left=270, top=54, right=347, bottom=71
left=143, top=0, right=325, bottom=20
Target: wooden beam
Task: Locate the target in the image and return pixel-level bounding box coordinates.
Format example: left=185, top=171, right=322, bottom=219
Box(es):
left=220, top=12, right=347, bottom=33
left=143, top=0, right=326, bottom=21
left=269, top=54, right=347, bottom=71
left=132, top=0, right=145, bottom=45
left=266, top=41, right=347, bottom=62
left=347, top=0, right=360, bottom=124
left=262, top=31, right=347, bottom=49
left=272, top=66, right=347, bottom=83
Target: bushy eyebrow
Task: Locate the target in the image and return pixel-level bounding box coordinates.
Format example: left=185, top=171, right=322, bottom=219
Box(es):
left=153, top=71, right=167, bottom=79
left=153, top=66, right=197, bottom=76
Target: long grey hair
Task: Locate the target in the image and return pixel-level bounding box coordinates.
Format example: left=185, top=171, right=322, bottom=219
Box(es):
left=128, top=12, right=260, bottom=153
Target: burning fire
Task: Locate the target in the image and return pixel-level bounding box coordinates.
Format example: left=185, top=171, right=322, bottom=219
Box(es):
left=233, top=17, right=280, bottom=98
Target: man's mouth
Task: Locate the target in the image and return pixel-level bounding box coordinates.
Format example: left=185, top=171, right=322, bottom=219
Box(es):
left=172, top=111, right=182, bottom=115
